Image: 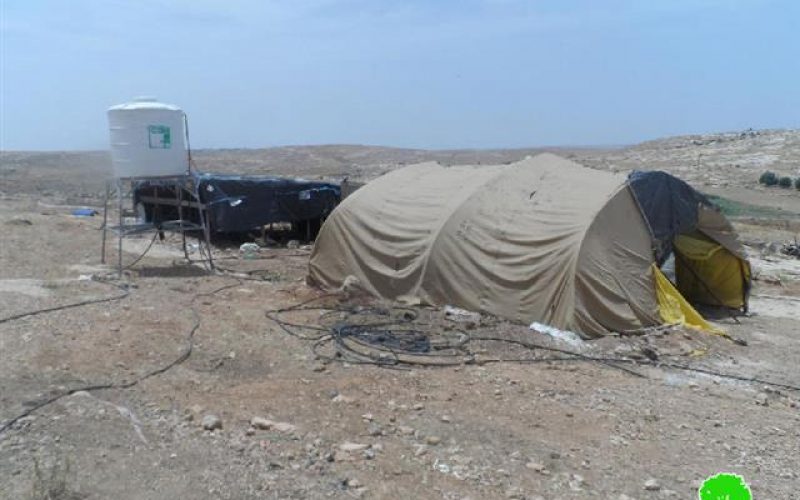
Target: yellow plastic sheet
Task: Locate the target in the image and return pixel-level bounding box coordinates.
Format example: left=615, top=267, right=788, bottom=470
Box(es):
left=674, top=233, right=748, bottom=309
left=653, top=264, right=725, bottom=335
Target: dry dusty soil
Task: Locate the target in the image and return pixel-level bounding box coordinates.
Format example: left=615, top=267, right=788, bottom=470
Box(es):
left=1, top=131, right=799, bottom=499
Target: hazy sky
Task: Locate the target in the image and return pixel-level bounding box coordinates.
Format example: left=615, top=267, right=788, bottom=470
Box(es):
left=1, top=0, right=798, bottom=150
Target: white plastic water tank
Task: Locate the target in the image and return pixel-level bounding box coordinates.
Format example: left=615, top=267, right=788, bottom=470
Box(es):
left=107, top=97, right=189, bottom=178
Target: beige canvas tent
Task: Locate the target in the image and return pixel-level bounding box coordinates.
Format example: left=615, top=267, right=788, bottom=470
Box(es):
left=309, top=154, right=750, bottom=337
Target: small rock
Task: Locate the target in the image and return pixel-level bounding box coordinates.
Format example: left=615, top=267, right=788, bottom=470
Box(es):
left=425, top=435, right=442, bottom=446
left=251, top=416, right=272, bottom=429
left=525, top=462, right=547, bottom=473
left=412, top=403, right=424, bottom=411
left=339, top=442, right=369, bottom=452
left=569, top=474, right=586, bottom=491
left=201, top=414, right=222, bottom=431
left=505, top=487, right=525, bottom=499
left=398, top=425, right=415, bottom=436
left=440, top=415, right=451, bottom=423
left=332, top=394, right=355, bottom=404
left=367, top=423, right=383, bottom=436
left=250, top=417, right=296, bottom=433
left=643, top=478, right=661, bottom=491
left=273, top=422, right=297, bottom=433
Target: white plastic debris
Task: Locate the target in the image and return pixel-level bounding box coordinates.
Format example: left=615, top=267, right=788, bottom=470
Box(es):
left=529, top=321, right=585, bottom=348
left=239, top=242, right=260, bottom=259
left=444, top=305, right=481, bottom=323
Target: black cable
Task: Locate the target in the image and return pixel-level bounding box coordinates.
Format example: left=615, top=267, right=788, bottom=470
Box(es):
left=0, top=280, right=130, bottom=325
left=470, top=335, right=646, bottom=378
left=0, top=279, right=242, bottom=435
left=123, top=231, right=160, bottom=270
left=265, top=298, right=800, bottom=392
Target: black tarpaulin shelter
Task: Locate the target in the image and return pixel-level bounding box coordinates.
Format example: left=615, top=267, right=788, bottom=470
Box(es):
left=133, top=172, right=340, bottom=234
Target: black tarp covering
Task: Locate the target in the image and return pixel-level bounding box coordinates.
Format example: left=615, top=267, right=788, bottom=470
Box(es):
left=627, top=170, right=712, bottom=260
left=134, top=172, right=340, bottom=233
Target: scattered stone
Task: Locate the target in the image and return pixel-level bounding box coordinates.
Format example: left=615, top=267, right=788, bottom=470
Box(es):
left=643, top=478, right=661, bottom=491
left=201, top=414, right=222, bottom=431
left=250, top=417, right=296, bottom=433
left=569, top=474, right=586, bottom=491
left=525, top=462, right=547, bottom=474
left=440, top=415, right=451, bottom=423
left=332, top=394, right=355, bottom=404
left=412, top=403, right=424, bottom=411
left=505, top=487, right=525, bottom=499
left=367, top=423, right=383, bottom=436
left=250, top=416, right=272, bottom=429
left=398, top=425, right=415, bottom=436
left=425, top=435, right=442, bottom=446
left=339, top=442, right=369, bottom=452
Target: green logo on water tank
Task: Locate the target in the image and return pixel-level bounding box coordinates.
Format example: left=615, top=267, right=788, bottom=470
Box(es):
left=147, top=125, right=171, bottom=149
left=698, top=473, right=751, bottom=500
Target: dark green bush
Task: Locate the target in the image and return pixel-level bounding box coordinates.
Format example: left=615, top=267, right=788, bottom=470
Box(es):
left=778, top=176, right=792, bottom=188
left=795, top=177, right=800, bottom=190
left=759, top=171, right=778, bottom=186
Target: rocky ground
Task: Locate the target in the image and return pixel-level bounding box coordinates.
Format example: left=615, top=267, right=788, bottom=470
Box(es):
left=1, top=131, right=799, bottom=499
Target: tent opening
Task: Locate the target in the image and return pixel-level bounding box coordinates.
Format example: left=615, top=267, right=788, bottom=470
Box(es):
left=653, top=230, right=749, bottom=334
left=672, top=231, right=750, bottom=312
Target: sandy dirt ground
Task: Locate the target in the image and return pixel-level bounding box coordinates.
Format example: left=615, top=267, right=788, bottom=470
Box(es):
left=1, top=133, right=799, bottom=499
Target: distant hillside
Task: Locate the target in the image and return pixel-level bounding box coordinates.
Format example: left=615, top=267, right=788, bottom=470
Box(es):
left=2, top=129, right=799, bottom=212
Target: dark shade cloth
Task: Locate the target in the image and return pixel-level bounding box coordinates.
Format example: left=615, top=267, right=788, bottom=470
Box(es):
left=627, top=170, right=712, bottom=260
left=134, top=172, right=340, bottom=233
